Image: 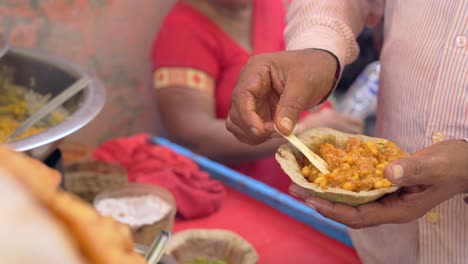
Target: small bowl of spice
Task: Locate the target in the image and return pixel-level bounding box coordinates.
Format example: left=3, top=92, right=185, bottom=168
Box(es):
left=94, top=183, right=176, bottom=246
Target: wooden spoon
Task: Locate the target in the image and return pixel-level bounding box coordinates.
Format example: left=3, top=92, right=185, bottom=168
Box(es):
left=274, top=125, right=330, bottom=174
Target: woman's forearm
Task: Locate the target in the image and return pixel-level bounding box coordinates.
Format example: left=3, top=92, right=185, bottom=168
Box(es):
left=157, top=87, right=288, bottom=164
left=167, top=119, right=286, bottom=164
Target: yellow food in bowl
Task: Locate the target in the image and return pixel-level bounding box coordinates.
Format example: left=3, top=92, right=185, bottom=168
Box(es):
left=276, top=128, right=410, bottom=206
left=301, top=137, right=408, bottom=192
left=0, top=116, right=45, bottom=141
left=0, top=72, right=68, bottom=142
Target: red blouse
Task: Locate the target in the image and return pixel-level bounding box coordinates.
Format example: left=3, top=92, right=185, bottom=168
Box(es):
left=152, top=0, right=331, bottom=193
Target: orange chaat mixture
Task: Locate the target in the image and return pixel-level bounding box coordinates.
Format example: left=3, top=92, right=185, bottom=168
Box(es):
left=301, top=138, right=409, bottom=192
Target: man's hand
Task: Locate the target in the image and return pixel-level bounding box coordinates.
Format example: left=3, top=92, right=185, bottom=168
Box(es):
left=290, top=140, right=468, bottom=229
left=226, top=49, right=337, bottom=145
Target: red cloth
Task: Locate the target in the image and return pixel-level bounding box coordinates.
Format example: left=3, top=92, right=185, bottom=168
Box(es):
left=152, top=0, right=332, bottom=194
left=92, top=134, right=226, bottom=219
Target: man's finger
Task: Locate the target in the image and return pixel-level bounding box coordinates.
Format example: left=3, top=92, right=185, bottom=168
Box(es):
left=305, top=193, right=418, bottom=228
left=226, top=115, right=268, bottom=145
left=303, top=197, right=381, bottom=228
left=273, top=50, right=337, bottom=135
left=289, top=184, right=311, bottom=200
left=306, top=186, right=446, bottom=228
left=228, top=106, right=274, bottom=142
left=232, top=65, right=271, bottom=137
left=274, top=71, right=324, bottom=135
left=385, top=156, right=435, bottom=186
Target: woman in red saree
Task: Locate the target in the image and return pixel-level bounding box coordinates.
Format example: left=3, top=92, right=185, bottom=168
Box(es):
left=152, top=0, right=363, bottom=193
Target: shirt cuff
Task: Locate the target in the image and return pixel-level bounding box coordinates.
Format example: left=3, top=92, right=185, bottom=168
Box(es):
left=286, top=25, right=352, bottom=72
left=286, top=25, right=358, bottom=103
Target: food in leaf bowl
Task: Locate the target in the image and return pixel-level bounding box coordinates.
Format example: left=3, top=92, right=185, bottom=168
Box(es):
left=276, top=128, right=409, bottom=206
left=166, top=229, right=258, bottom=264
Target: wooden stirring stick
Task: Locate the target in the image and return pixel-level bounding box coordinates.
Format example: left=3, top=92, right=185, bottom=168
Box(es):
left=274, top=125, right=330, bottom=174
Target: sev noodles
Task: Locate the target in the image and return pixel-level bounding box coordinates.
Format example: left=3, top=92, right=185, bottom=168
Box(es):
left=0, top=67, right=69, bottom=141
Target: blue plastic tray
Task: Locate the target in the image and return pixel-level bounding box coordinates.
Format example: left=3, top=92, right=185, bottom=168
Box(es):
left=151, top=137, right=353, bottom=247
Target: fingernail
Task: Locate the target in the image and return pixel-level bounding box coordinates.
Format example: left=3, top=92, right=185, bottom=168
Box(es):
left=391, top=164, right=404, bottom=180
left=250, top=127, right=260, bottom=136
left=280, top=117, right=293, bottom=132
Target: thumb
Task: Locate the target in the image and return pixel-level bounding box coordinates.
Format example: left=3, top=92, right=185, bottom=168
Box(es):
left=385, top=156, right=435, bottom=186
left=275, top=76, right=320, bottom=135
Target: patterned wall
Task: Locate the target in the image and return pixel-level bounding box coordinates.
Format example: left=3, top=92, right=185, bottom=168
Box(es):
left=0, top=0, right=176, bottom=146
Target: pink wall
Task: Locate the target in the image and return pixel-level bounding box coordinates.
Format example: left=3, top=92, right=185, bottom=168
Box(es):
left=0, top=0, right=176, bottom=146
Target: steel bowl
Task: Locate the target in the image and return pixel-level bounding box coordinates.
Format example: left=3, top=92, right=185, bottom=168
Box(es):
left=0, top=47, right=106, bottom=160
left=0, top=34, right=8, bottom=59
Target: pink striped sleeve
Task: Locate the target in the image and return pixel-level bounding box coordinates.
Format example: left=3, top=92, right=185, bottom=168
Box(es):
left=285, top=0, right=384, bottom=69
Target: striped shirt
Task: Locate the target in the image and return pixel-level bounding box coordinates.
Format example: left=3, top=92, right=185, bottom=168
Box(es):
left=284, top=0, right=468, bottom=263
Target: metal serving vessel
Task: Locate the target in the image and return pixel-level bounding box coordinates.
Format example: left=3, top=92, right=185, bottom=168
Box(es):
left=0, top=47, right=106, bottom=160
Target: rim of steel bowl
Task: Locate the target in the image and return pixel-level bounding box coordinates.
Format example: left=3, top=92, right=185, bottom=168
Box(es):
left=0, top=34, right=8, bottom=59
left=3, top=47, right=106, bottom=152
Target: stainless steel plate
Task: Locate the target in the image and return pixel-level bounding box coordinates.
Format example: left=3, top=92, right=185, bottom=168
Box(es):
left=0, top=34, right=8, bottom=59
left=0, top=48, right=106, bottom=159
